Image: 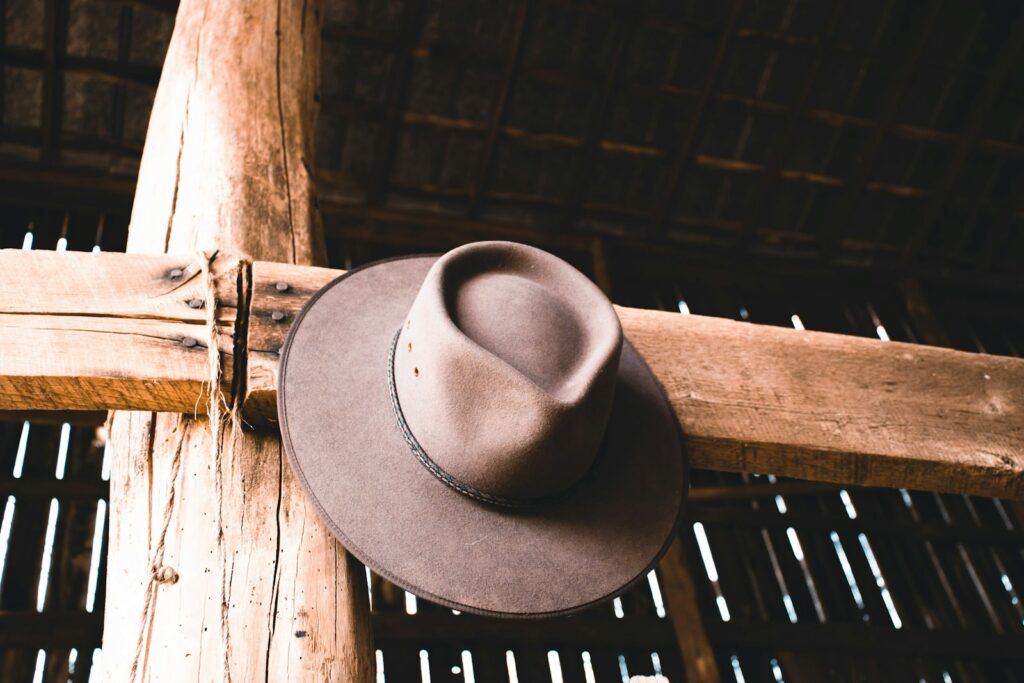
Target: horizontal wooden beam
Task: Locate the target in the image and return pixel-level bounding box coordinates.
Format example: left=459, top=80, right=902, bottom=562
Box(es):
left=0, top=409, right=107, bottom=426
left=318, top=200, right=1024, bottom=295
left=686, top=480, right=843, bottom=503
left=321, top=101, right=941, bottom=202
left=692, top=506, right=1024, bottom=547
left=0, top=478, right=108, bottom=500
left=0, top=249, right=238, bottom=413
left=1, top=164, right=1019, bottom=294
left=707, top=621, right=1024, bottom=660
left=370, top=613, right=1024, bottom=662
left=0, top=46, right=162, bottom=87
left=0, top=611, right=103, bottom=648
left=0, top=164, right=137, bottom=210
left=2, top=249, right=1022, bottom=500
left=374, top=610, right=1024, bottom=661
left=372, top=612, right=673, bottom=646
left=619, top=305, right=1024, bottom=499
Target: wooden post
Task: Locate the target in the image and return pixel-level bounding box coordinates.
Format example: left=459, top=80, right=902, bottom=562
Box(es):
left=659, top=539, right=721, bottom=682
left=100, top=1, right=373, bottom=681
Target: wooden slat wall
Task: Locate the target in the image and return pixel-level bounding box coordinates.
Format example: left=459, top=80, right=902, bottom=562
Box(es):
left=2, top=229, right=1024, bottom=682
left=0, top=218, right=122, bottom=682
left=0, top=418, right=106, bottom=682
left=346, top=241, right=1024, bottom=683
left=633, top=263, right=1024, bottom=682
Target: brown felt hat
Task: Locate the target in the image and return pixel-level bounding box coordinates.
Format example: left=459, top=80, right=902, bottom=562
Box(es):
left=278, top=241, right=686, bottom=617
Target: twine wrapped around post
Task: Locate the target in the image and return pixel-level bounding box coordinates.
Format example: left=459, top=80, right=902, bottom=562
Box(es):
left=130, top=250, right=238, bottom=680
left=196, top=249, right=229, bottom=432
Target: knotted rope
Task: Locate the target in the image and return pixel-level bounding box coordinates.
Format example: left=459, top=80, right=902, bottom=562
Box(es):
left=130, top=250, right=239, bottom=681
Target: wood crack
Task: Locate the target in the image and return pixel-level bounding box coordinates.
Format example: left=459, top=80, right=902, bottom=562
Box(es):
left=265, top=441, right=286, bottom=682
left=275, top=0, right=297, bottom=264
left=164, top=110, right=187, bottom=255
left=1, top=324, right=213, bottom=346
left=216, top=423, right=233, bottom=683
left=0, top=309, right=237, bottom=322
left=230, top=260, right=252, bottom=411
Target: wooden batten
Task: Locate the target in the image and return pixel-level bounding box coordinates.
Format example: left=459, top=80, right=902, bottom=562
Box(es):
left=246, top=261, right=1024, bottom=500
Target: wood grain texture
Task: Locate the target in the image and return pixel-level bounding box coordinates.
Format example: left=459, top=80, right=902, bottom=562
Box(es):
left=618, top=306, right=1024, bottom=499
left=0, top=249, right=236, bottom=413
left=2, top=251, right=1022, bottom=500
left=245, top=266, right=1024, bottom=500
left=100, top=0, right=374, bottom=681
left=246, top=260, right=338, bottom=422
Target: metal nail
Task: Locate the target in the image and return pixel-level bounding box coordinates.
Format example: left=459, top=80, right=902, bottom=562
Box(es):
left=271, top=311, right=286, bottom=322
left=182, top=336, right=198, bottom=348
left=169, top=268, right=184, bottom=279
left=188, top=298, right=203, bottom=309
left=275, top=282, right=290, bottom=293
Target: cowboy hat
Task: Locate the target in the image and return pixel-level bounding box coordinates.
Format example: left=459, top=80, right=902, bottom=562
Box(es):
left=278, top=241, right=686, bottom=617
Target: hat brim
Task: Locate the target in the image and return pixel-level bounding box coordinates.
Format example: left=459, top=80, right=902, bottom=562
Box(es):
left=278, top=255, right=687, bottom=617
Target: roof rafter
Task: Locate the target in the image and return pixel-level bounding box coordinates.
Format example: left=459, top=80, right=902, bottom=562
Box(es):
left=40, top=0, right=68, bottom=165
left=734, top=0, right=847, bottom=251
left=650, top=0, right=743, bottom=238
left=322, top=68, right=1024, bottom=159
left=366, top=0, right=428, bottom=206
left=560, top=4, right=638, bottom=230
left=903, top=7, right=1024, bottom=261
left=819, top=1, right=944, bottom=257
left=0, top=46, right=161, bottom=87
left=108, top=4, right=135, bottom=145
left=466, top=0, right=533, bottom=218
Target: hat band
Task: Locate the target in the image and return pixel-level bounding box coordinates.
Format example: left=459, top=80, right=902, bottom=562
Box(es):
left=387, top=329, right=601, bottom=509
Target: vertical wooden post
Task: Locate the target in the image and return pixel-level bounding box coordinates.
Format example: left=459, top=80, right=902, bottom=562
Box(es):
left=101, top=1, right=373, bottom=681
left=659, top=538, right=722, bottom=682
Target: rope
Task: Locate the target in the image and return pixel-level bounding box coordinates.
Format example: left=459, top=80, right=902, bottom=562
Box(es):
left=130, top=251, right=239, bottom=681
left=129, top=425, right=186, bottom=681
left=195, top=249, right=228, bottom=429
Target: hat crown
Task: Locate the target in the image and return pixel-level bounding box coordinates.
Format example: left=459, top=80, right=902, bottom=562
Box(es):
left=393, top=242, right=622, bottom=502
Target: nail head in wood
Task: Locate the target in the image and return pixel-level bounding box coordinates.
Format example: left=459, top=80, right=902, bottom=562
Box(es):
left=188, top=298, right=204, bottom=309
left=271, top=311, right=286, bottom=322
left=182, top=336, right=199, bottom=348
left=154, top=565, right=179, bottom=584
left=275, top=281, right=290, bottom=292
left=169, top=267, right=184, bottom=280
